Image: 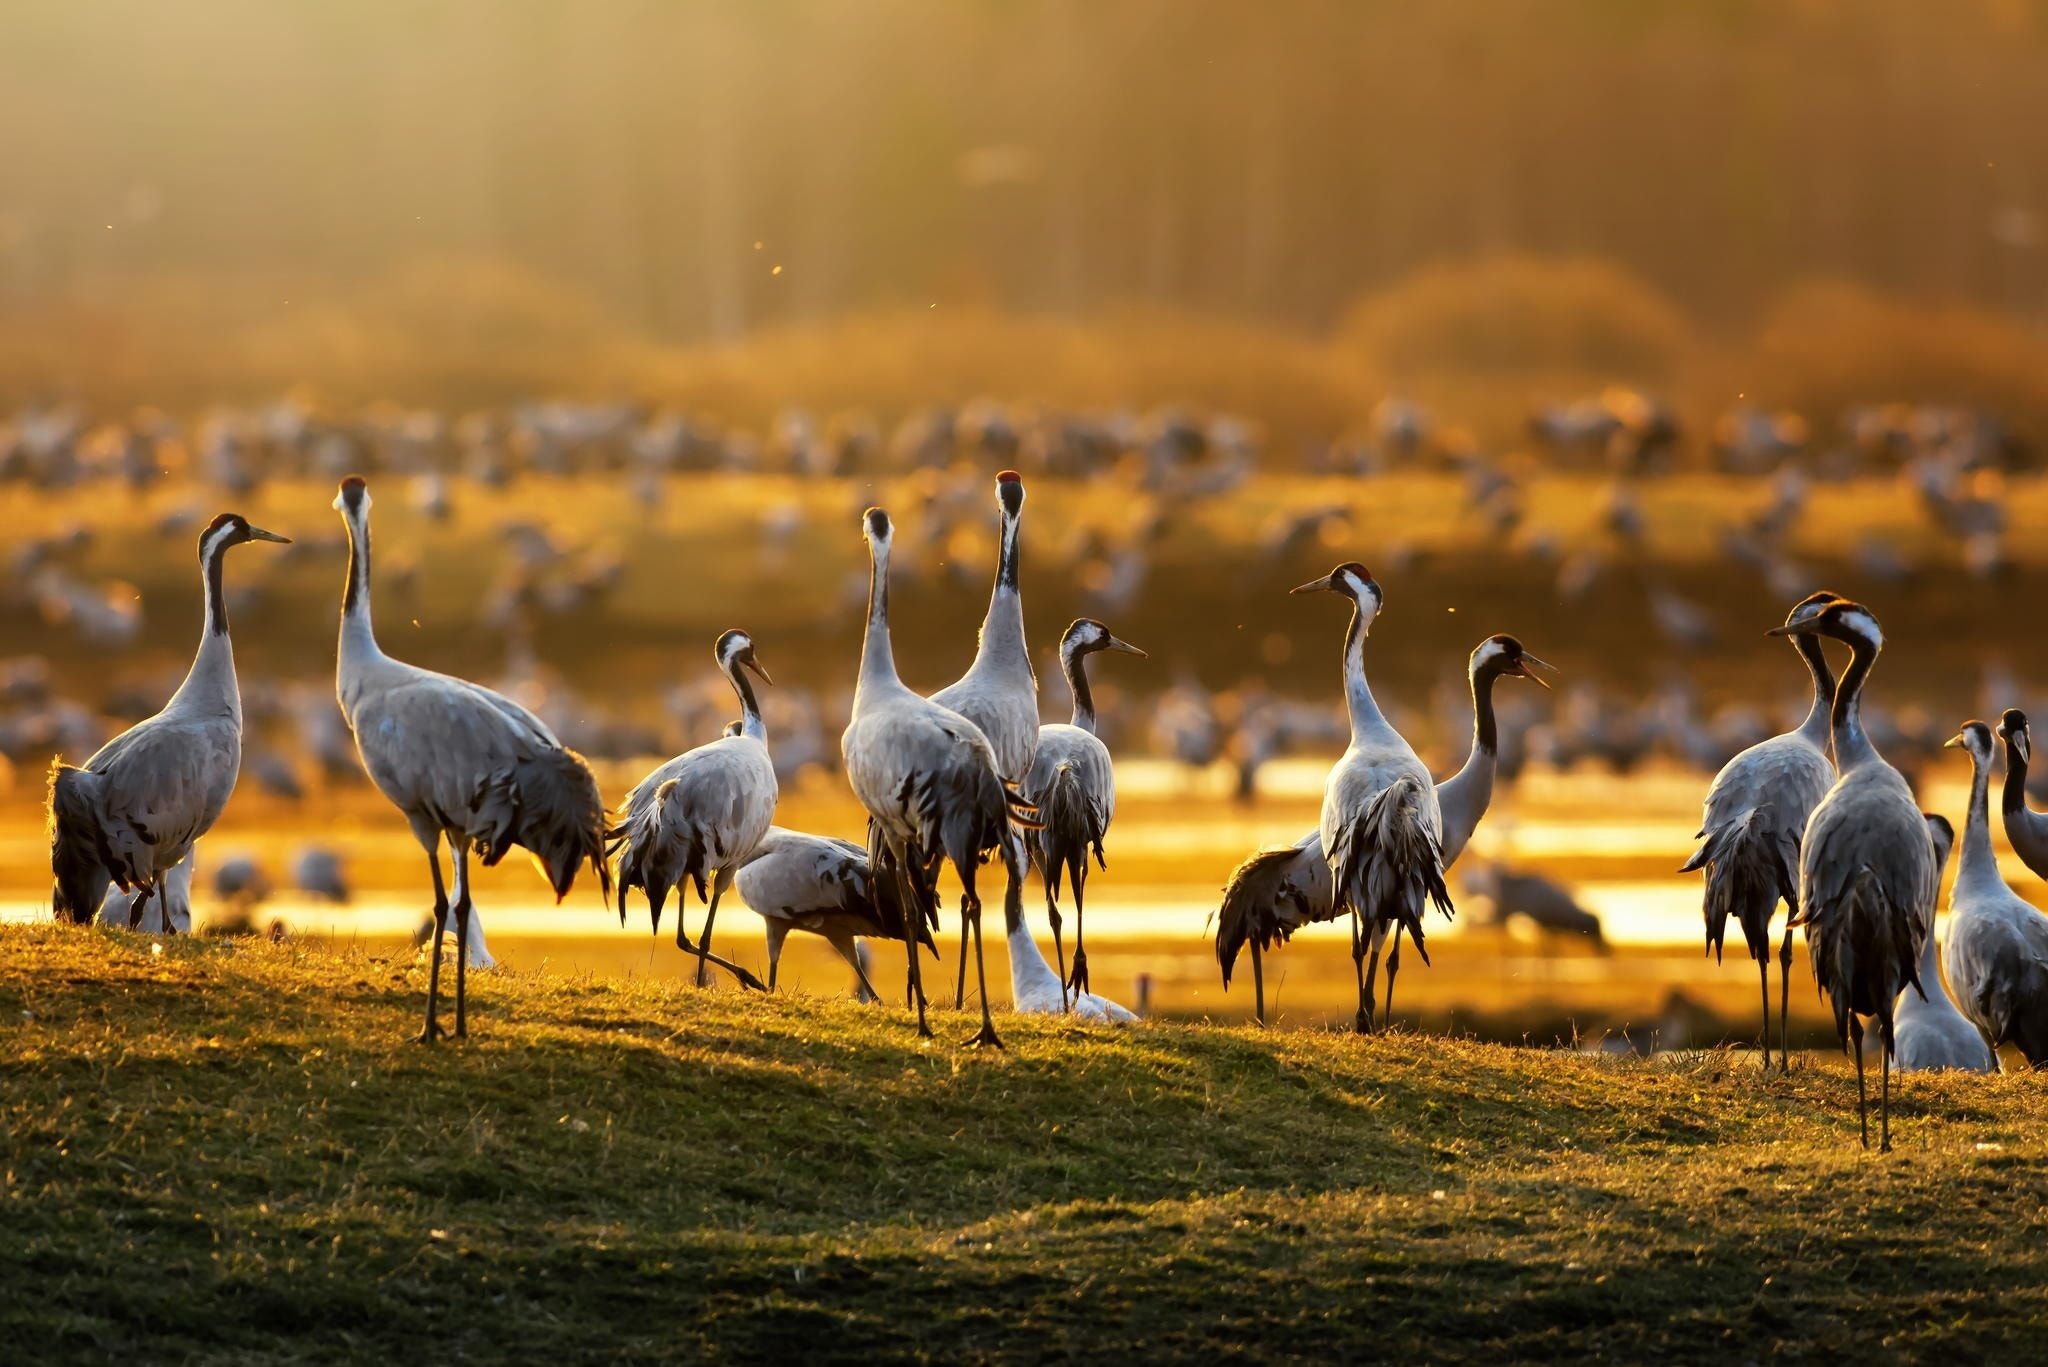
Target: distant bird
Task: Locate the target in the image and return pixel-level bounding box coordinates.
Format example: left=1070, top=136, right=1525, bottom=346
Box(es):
left=1941, top=722, right=2048, bottom=1066
left=1023, top=618, right=1146, bottom=1002
left=733, top=827, right=920, bottom=1000
left=1216, top=633, right=1550, bottom=1025
left=293, top=846, right=350, bottom=903
left=929, top=472, right=1038, bottom=1009
left=1774, top=598, right=1934, bottom=1151
left=841, top=507, right=1026, bottom=1046
left=331, top=477, right=612, bottom=1042
left=1294, top=563, right=1452, bottom=1033
left=612, top=630, right=779, bottom=986
left=1891, top=815, right=1995, bottom=1073
left=97, top=852, right=194, bottom=933
left=212, top=854, right=272, bottom=906
left=1682, top=591, right=1838, bottom=1071
left=1994, top=709, right=2048, bottom=882
left=48, top=514, right=290, bottom=929
left=1464, top=863, right=1607, bottom=947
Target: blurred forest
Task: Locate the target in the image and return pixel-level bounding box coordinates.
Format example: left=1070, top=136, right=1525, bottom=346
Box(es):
left=5, top=1, right=2048, bottom=442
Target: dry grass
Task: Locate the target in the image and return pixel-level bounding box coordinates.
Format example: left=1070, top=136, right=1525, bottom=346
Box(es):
left=4, top=926, right=2046, bottom=1362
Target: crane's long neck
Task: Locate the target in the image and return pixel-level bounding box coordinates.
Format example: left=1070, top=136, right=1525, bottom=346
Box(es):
left=1447, top=663, right=1501, bottom=790
left=338, top=504, right=383, bottom=669
left=2002, top=733, right=2034, bottom=822
left=1063, top=641, right=1098, bottom=733
left=726, top=656, right=767, bottom=742
left=1959, top=748, right=2001, bottom=891
left=1342, top=599, right=1386, bottom=739
left=1793, top=636, right=1835, bottom=750
left=855, top=542, right=901, bottom=699
left=971, top=507, right=1030, bottom=677
left=1830, top=638, right=1878, bottom=770
left=169, top=533, right=238, bottom=715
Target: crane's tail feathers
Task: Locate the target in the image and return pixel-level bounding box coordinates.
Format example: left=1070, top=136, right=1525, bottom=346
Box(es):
left=1331, top=778, right=1453, bottom=955
left=47, top=761, right=113, bottom=925
left=472, top=746, right=612, bottom=905
left=1687, top=806, right=1797, bottom=964
left=1033, top=761, right=1105, bottom=907
left=1216, top=844, right=1321, bottom=987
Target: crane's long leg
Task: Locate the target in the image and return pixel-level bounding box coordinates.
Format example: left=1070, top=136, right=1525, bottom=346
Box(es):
left=895, top=845, right=934, bottom=1040
left=826, top=930, right=881, bottom=1003
left=452, top=837, right=473, bottom=1040
left=954, top=897, right=972, bottom=1009
left=1383, top=931, right=1402, bottom=1028
left=694, top=867, right=734, bottom=989
left=419, top=838, right=449, bottom=1045
left=1778, top=917, right=1797, bottom=1073
left=959, top=860, right=1003, bottom=1050
left=1045, top=887, right=1069, bottom=1013
left=1879, top=1016, right=1894, bottom=1154
left=1758, top=954, right=1772, bottom=1072
left=1250, top=937, right=1267, bottom=1027
left=1350, top=910, right=1371, bottom=1035
left=1848, top=1015, right=1868, bottom=1149
left=765, top=922, right=788, bottom=993
left=1068, top=866, right=1091, bottom=1002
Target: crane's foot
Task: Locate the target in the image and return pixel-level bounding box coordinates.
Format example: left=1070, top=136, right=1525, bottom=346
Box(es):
left=416, top=1021, right=448, bottom=1045
left=1066, top=947, right=1091, bottom=1001
left=962, top=1022, right=1006, bottom=1050
left=1353, top=1010, right=1373, bottom=1036
left=1879, top=1138, right=1893, bottom=1155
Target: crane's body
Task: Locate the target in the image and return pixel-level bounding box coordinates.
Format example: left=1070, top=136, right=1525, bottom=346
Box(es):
left=1943, top=722, right=2048, bottom=1066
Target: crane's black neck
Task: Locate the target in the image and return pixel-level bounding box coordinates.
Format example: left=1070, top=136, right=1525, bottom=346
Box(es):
left=997, top=507, right=1020, bottom=591
left=1831, top=637, right=1878, bottom=769
left=203, top=537, right=231, bottom=637
left=1470, top=662, right=1501, bottom=755
left=727, top=656, right=766, bottom=741
left=1063, top=640, right=1098, bottom=734
left=857, top=542, right=899, bottom=691
left=2003, top=731, right=2031, bottom=818
left=1798, top=635, right=1835, bottom=710
left=343, top=512, right=368, bottom=617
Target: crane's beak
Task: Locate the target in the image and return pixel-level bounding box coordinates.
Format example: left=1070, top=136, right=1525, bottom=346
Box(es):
left=1290, top=572, right=1335, bottom=596
left=1515, top=654, right=1559, bottom=690
left=1944, top=734, right=1966, bottom=750
left=247, top=525, right=292, bottom=544
left=1766, top=619, right=1818, bottom=638
left=744, top=653, right=774, bottom=687
left=2005, top=727, right=2032, bottom=765
left=1106, top=634, right=1147, bottom=658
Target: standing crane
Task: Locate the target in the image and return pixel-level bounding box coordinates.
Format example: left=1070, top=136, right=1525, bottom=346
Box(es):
left=930, top=470, right=1038, bottom=1009
left=1022, top=618, right=1147, bottom=1002
left=612, top=630, right=779, bottom=986
left=1293, top=563, right=1452, bottom=1033
left=1216, top=631, right=1549, bottom=1025
left=1891, top=814, right=1996, bottom=1073
left=1772, top=598, right=1934, bottom=1150
left=1941, top=721, right=2048, bottom=1065
left=1993, top=708, right=2048, bottom=881
left=330, top=477, right=612, bottom=1042
left=49, top=514, right=290, bottom=928
left=1682, top=590, right=1838, bottom=1071
left=841, top=507, right=1028, bottom=1046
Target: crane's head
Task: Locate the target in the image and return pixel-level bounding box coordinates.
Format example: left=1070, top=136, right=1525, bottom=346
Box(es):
left=1473, top=633, right=1557, bottom=689
left=1765, top=595, right=1881, bottom=653
left=1061, top=617, right=1147, bottom=660
left=715, top=629, right=773, bottom=687
left=199, top=512, right=291, bottom=563
left=1785, top=590, right=1841, bottom=630
left=863, top=506, right=892, bottom=546
left=332, top=475, right=370, bottom=515
left=1998, top=707, right=2030, bottom=766
left=1923, top=812, right=1955, bottom=873
left=1944, top=719, right=1996, bottom=765
left=997, top=469, right=1025, bottom=519
left=1291, top=562, right=1382, bottom=632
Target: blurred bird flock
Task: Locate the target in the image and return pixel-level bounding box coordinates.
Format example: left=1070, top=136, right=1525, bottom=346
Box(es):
left=10, top=1, right=2048, bottom=1053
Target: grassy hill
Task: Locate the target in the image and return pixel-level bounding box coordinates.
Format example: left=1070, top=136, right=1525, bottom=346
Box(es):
left=4, top=926, right=2046, bottom=1363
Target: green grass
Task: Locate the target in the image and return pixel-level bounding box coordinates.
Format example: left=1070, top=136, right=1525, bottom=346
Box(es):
left=4, top=927, right=2046, bottom=1363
